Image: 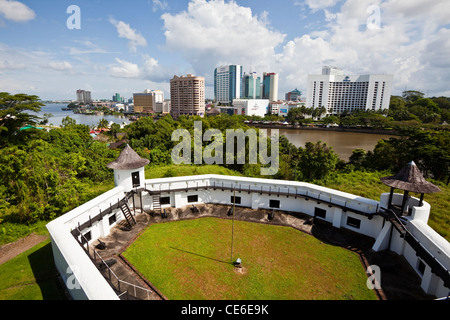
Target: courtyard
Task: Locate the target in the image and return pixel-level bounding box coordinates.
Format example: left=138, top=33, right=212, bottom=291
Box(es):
left=90, top=203, right=434, bottom=300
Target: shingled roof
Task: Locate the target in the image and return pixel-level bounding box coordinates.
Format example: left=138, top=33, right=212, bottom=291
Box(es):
left=107, top=144, right=150, bottom=170
left=380, top=161, right=441, bottom=194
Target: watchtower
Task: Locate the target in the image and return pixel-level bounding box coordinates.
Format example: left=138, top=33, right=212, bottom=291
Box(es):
left=107, top=144, right=150, bottom=192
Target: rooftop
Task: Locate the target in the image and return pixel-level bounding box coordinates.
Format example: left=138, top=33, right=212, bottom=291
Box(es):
left=381, top=161, right=441, bottom=194
left=106, top=144, right=150, bottom=170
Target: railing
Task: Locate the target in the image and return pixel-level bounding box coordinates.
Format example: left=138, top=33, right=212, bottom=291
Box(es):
left=382, top=209, right=450, bottom=289
left=76, top=228, right=154, bottom=300
left=143, top=180, right=379, bottom=218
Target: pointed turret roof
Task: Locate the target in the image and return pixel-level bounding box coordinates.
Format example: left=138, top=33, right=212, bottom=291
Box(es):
left=380, top=161, right=441, bottom=194
left=107, top=144, right=149, bottom=170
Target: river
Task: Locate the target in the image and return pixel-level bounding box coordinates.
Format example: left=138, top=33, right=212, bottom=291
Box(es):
left=34, top=103, right=131, bottom=127
left=264, top=127, right=395, bottom=161
left=35, top=104, right=394, bottom=161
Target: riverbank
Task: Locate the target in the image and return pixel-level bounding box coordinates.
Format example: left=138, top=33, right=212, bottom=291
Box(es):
left=250, top=123, right=400, bottom=135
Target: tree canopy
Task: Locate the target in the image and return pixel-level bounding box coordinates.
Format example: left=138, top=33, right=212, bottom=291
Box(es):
left=0, top=92, right=44, bottom=146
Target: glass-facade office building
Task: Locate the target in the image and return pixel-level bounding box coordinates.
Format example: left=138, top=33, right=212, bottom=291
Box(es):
left=214, top=65, right=242, bottom=104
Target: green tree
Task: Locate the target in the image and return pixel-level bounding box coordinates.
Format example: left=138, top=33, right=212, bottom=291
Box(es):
left=349, top=149, right=367, bottom=170
left=0, top=92, right=44, bottom=146
left=97, top=118, right=109, bottom=130
left=402, top=90, right=425, bottom=102
left=61, top=116, right=76, bottom=127
left=297, top=141, right=340, bottom=181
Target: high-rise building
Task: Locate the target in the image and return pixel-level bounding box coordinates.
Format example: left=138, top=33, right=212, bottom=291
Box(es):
left=76, top=90, right=92, bottom=104
left=306, top=67, right=393, bottom=114
left=242, top=72, right=261, bottom=99
left=262, top=72, right=279, bottom=102
left=113, top=93, right=122, bottom=103
left=214, top=65, right=242, bottom=104
left=170, top=74, right=205, bottom=119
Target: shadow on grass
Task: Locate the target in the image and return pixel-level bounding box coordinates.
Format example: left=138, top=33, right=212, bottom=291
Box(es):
left=170, top=246, right=231, bottom=266
left=27, top=242, right=68, bottom=300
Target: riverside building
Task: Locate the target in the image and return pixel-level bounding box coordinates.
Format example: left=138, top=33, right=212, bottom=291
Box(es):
left=306, top=67, right=393, bottom=114
left=262, top=72, right=279, bottom=102
left=170, top=74, right=205, bottom=119
left=241, top=72, right=261, bottom=99
left=133, top=90, right=164, bottom=114
left=214, top=65, right=243, bottom=105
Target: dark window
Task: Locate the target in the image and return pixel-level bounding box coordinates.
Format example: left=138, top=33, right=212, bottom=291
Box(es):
left=269, top=199, right=280, bottom=208
left=160, top=197, right=170, bottom=205
left=347, top=217, right=361, bottom=229
left=81, top=231, right=91, bottom=245
left=132, top=171, right=140, bottom=187
left=314, top=207, right=327, bottom=219
left=188, top=195, right=198, bottom=203
left=108, top=213, right=117, bottom=226
left=231, top=196, right=241, bottom=204
left=417, top=260, right=426, bottom=275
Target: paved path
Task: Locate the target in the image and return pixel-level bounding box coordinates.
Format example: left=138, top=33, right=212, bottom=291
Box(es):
left=0, top=233, right=48, bottom=265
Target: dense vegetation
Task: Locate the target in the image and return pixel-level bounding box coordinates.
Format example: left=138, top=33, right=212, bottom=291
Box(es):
left=0, top=92, right=449, bottom=245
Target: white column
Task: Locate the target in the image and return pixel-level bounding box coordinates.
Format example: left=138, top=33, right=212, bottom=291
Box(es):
left=332, top=207, right=342, bottom=228
left=251, top=192, right=259, bottom=210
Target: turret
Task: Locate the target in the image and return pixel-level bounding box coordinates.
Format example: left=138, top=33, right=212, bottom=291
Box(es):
left=107, top=144, right=149, bottom=192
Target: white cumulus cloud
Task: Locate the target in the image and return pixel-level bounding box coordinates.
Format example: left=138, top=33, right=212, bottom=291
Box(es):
left=0, top=0, right=35, bottom=22
left=110, top=55, right=176, bottom=83
left=110, top=58, right=141, bottom=78
left=161, top=0, right=286, bottom=76
left=159, top=0, right=450, bottom=97
left=110, top=18, right=147, bottom=53
left=48, top=61, right=73, bottom=71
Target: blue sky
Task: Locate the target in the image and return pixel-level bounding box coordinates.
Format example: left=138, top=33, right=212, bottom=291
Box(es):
left=0, top=0, right=449, bottom=100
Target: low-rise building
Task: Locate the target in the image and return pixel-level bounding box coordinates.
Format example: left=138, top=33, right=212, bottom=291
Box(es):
left=232, top=99, right=269, bottom=117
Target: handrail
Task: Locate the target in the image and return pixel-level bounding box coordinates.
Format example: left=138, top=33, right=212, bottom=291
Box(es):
left=382, top=210, right=450, bottom=288
left=76, top=228, right=153, bottom=300
left=142, top=183, right=377, bottom=218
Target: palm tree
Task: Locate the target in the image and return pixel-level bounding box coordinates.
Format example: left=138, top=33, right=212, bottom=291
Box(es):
left=97, top=118, right=109, bottom=130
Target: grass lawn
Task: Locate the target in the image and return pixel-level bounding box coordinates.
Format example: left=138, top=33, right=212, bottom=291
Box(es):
left=123, top=217, right=377, bottom=300
left=145, top=164, right=242, bottom=180
left=0, top=239, right=66, bottom=300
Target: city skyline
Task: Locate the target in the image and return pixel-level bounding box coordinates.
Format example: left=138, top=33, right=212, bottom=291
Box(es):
left=0, top=0, right=449, bottom=101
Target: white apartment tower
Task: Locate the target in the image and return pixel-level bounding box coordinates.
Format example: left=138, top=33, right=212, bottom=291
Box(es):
left=307, top=67, right=393, bottom=114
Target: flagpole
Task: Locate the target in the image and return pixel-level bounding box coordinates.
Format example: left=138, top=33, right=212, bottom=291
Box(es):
left=231, top=185, right=236, bottom=264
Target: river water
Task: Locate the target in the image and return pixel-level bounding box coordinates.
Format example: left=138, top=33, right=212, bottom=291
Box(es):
left=35, top=104, right=394, bottom=161
left=34, top=104, right=131, bottom=127
left=265, top=128, right=395, bottom=161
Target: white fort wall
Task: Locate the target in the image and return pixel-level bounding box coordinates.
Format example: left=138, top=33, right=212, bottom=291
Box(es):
left=142, top=175, right=384, bottom=239
left=47, top=174, right=450, bottom=299
left=47, top=186, right=128, bottom=300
